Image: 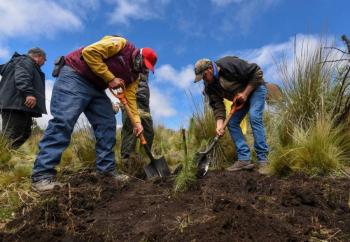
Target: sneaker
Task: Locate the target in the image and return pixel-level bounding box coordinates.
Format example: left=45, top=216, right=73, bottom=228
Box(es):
left=226, top=160, right=255, bottom=172
left=258, top=161, right=269, bottom=175
left=32, top=179, right=64, bottom=192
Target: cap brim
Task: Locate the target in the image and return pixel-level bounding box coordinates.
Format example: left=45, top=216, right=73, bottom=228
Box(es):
left=194, top=73, right=204, bottom=83
left=144, top=59, right=155, bottom=73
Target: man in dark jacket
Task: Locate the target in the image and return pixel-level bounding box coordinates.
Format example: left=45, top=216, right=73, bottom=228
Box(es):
left=0, top=48, right=47, bottom=149
left=194, top=56, right=269, bottom=173
left=31, top=36, right=158, bottom=191
left=121, top=72, right=154, bottom=161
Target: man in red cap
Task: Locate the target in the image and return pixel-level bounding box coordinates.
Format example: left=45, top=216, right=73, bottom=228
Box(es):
left=31, top=35, right=157, bottom=191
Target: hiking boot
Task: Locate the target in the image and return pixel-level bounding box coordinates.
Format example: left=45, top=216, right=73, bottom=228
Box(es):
left=97, top=171, right=130, bottom=182
left=258, top=161, right=269, bottom=175
left=226, top=160, right=255, bottom=172
left=32, top=179, right=64, bottom=192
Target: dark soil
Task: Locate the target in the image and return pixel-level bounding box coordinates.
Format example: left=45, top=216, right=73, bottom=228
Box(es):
left=1, top=170, right=350, bottom=242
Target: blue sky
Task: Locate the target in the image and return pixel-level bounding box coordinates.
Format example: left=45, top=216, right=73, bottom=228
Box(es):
left=0, top=0, right=348, bottom=129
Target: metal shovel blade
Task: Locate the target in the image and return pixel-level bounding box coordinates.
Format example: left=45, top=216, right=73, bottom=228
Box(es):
left=144, top=156, right=171, bottom=178
left=195, top=136, right=220, bottom=178
left=144, top=161, right=160, bottom=177
left=196, top=152, right=211, bottom=178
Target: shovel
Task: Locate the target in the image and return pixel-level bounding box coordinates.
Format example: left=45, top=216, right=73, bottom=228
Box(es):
left=109, top=88, right=171, bottom=178
left=196, top=97, right=243, bottom=178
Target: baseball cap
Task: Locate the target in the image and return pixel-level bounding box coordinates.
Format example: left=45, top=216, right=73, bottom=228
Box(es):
left=194, top=58, right=212, bottom=82
left=141, top=48, right=157, bottom=73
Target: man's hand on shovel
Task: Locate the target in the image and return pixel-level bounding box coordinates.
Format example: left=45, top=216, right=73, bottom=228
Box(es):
left=215, top=96, right=245, bottom=137
left=216, top=119, right=225, bottom=137
left=108, top=86, right=144, bottom=137
left=133, top=122, right=144, bottom=137
left=108, top=77, right=125, bottom=89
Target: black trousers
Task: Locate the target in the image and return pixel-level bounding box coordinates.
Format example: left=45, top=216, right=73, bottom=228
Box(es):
left=1, top=110, right=33, bottom=149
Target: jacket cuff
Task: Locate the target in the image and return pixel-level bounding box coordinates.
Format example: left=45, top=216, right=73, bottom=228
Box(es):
left=134, top=115, right=141, bottom=123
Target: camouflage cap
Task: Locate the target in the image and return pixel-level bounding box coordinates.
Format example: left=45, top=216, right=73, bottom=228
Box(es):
left=194, top=58, right=212, bottom=82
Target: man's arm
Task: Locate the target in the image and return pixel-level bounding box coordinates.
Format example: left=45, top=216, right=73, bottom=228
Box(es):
left=236, top=84, right=255, bottom=104
left=14, top=59, right=35, bottom=96
left=14, top=59, right=37, bottom=109
left=207, top=88, right=226, bottom=121
left=82, top=36, right=127, bottom=83
left=125, top=78, right=141, bottom=124
left=206, top=88, right=227, bottom=136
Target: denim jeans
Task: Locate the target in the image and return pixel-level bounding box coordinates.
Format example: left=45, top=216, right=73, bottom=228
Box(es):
left=227, top=84, right=269, bottom=163
left=32, top=66, right=116, bottom=182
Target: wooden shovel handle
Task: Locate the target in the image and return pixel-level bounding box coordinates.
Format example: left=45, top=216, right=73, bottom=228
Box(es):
left=109, top=88, right=147, bottom=145
left=222, top=96, right=244, bottom=130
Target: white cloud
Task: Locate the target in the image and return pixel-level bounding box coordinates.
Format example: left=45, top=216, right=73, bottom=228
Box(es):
left=154, top=64, right=195, bottom=89
left=0, top=46, right=10, bottom=60
left=221, top=34, right=343, bottom=84
left=108, top=0, right=170, bottom=24
left=0, top=0, right=82, bottom=40
left=212, top=0, right=281, bottom=34
left=149, top=86, right=176, bottom=118
left=58, top=0, right=100, bottom=12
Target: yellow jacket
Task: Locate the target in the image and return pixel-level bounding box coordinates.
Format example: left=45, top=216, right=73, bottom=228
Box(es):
left=82, top=36, right=141, bottom=123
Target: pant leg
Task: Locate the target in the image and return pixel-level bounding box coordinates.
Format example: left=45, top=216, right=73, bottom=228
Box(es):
left=1, top=110, right=32, bottom=149
left=248, top=84, right=269, bottom=162
left=141, top=116, right=154, bottom=149
left=120, top=109, right=137, bottom=159
left=84, top=92, right=116, bottom=174
left=138, top=101, right=154, bottom=149
left=227, top=104, right=251, bottom=161
left=32, top=66, right=92, bottom=182
left=12, top=113, right=32, bottom=149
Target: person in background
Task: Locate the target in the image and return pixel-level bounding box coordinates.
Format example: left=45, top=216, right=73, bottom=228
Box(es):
left=0, top=48, right=47, bottom=149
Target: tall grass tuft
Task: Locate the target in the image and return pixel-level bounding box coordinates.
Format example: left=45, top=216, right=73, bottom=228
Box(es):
left=270, top=115, right=350, bottom=176
left=174, top=129, right=197, bottom=193
left=0, top=135, right=11, bottom=169
left=269, top=36, right=350, bottom=176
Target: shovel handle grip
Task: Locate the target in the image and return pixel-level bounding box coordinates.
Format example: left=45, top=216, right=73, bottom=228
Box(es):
left=109, top=88, right=147, bottom=145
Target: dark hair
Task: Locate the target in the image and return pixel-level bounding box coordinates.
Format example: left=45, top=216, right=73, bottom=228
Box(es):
left=28, top=47, right=46, bottom=59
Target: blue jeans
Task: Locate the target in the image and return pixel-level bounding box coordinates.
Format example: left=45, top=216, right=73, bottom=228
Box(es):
left=32, top=66, right=116, bottom=182
left=227, top=84, right=269, bottom=163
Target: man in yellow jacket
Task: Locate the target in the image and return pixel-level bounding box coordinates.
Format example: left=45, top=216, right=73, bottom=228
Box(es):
left=31, top=36, right=157, bottom=191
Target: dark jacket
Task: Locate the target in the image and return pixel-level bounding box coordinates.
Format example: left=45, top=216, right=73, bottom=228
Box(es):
left=136, top=73, right=151, bottom=112
left=0, top=52, right=46, bottom=117
left=205, top=56, right=264, bottom=120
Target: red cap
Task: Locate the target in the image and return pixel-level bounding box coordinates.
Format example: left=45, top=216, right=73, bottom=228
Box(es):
left=141, top=48, right=157, bottom=73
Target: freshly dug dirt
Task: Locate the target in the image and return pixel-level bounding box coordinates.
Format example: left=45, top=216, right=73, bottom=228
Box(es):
left=1, top=170, right=350, bottom=242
